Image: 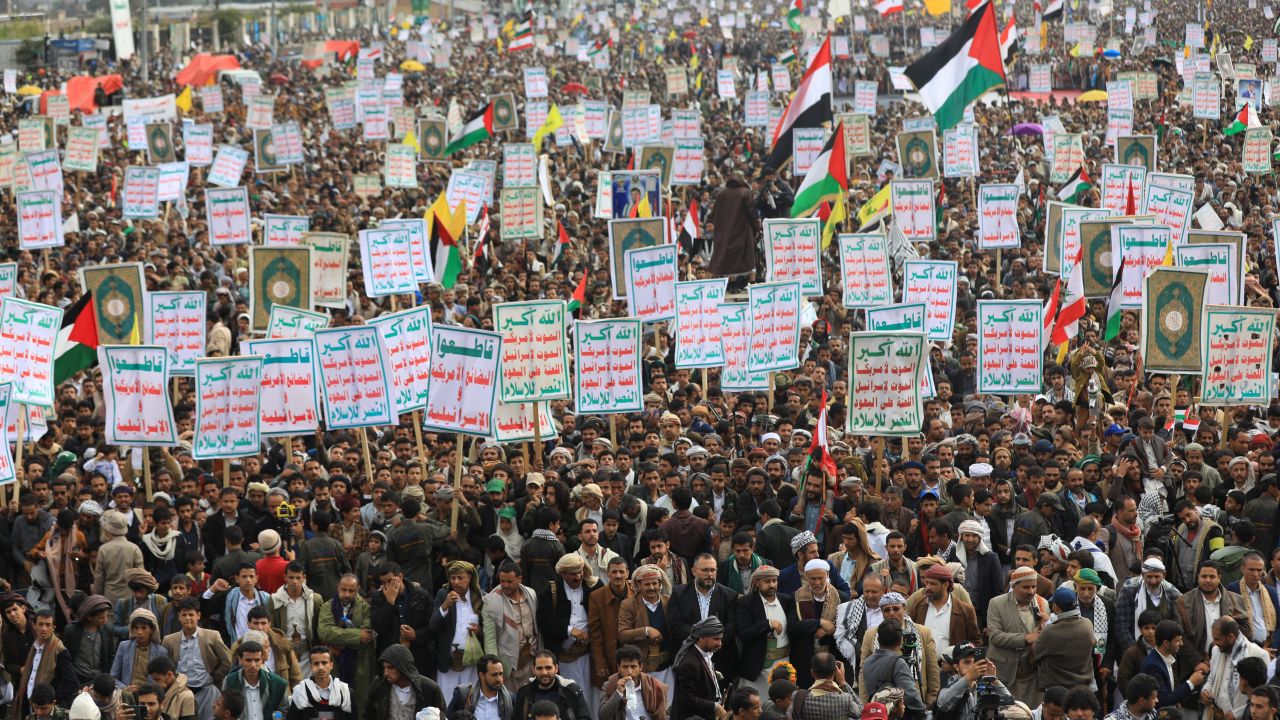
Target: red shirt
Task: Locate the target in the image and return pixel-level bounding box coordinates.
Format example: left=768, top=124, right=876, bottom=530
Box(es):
left=256, top=555, right=290, bottom=594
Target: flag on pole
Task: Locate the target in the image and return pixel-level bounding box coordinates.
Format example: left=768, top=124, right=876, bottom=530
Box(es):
left=787, top=0, right=803, bottom=31
left=1042, top=0, right=1064, bottom=20
left=53, top=293, right=99, bottom=386
left=1224, top=104, right=1259, bottom=136
left=903, top=0, right=1006, bottom=131
left=444, top=103, right=495, bottom=156
left=551, top=220, right=571, bottom=266
left=1000, top=17, right=1020, bottom=70
left=1057, top=165, right=1092, bottom=203
left=1104, top=255, right=1127, bottom=340
left=1124, top=176, right=1137, bottom=215
left=875, top=0, right=904, bottom=14
left=532, top=103, right=564, bottom=152
left=765, top=35, right=833, bottom=169
left=792, top=123, right=848, bottom=218
left=509, top=12, right=534, bottom=51
left=567, top=266, right=589, bottom=316
left=1041, top=277, right=1061, bottom=352
left=1051, top=250, right=1085, bottom=346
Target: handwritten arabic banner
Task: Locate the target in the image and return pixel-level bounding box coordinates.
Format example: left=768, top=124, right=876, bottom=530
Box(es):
left=0, top=385, right=17, bottom=485
left=747, top=281, right=802, bottom=373
left=263, top=214, right=311, bottom=247
left=146, top=292, right=205, bottom=377
left=976, top=300, right=1044, bottom=394
left=764, top=218, right=823, bottom=297
left=1113, top=224, right=1173, bottom=308
left=193, top=356, right=262, bottom=460
left=380, top=219, right=433, bottom=285
left=673, top=280, right=727, bottom=369
left=315, top=326, right=395, bottom=429
left=423, top=325, right=502, bottom=435
left=305, top=232, right=351, bottom=309
left=492, top=399, right=557, bottom=443
left=366, top=307, right=433, bottom=414
left=205, top=186, right=251, bottom=245
left=625, top=245, right=678, bottom=321
left=98, top=345, right=176, bottom=446
left=847, top=332, right=927, bottom=437
left=977, top=184, right=1021, bottom=250
left=1175, top=242, right=1240, bottom=306
left=901, top=260, right=958, bottom=340
left=358, top=228, right=416, bottom=297
left=573, top=318, right=643, bottom=413
left=494, top=300, right=569, bottom=403
left=243, top=338, right=321, bottom=436
left=207, top=145, right=248, bottom=188
left=122, top=166, right=160, bottom=220
left=16, top=190, right=61, bottom=250
left=837, top=234, right=892, bottom=309
left=890, top=179, right=936, bottom=242
left=267, top=306, right=329, bottom=339
left=1201, top=305, right=1277, bottom=406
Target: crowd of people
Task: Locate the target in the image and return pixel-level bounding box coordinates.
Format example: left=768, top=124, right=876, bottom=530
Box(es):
left=2, top=0, right=1280, bottom=718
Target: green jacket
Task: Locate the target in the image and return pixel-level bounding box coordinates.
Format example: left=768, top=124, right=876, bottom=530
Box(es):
left=318, top=594, right=375, bottom=714
left=222, top=667, right=288, bottom=717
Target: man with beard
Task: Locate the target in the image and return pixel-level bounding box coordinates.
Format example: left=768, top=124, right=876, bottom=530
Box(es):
left=483, top=561, right=540, bottom=693
left=618, top=564, right=676, bottom=701
left=909, top=563, right=979, bottom=660
left=735, top=565, right=798, bottom=696
left=835, top=574, right=885, bottom=675
left=857, top=592, right=939, bottom=705
left=600, top=644, right=668, bottom=720
left=513, top=651, right=591, bottom=720
left=779, top=531, right=851, bottom=600
left=1171, top=501, right=1225, bottom=591
left=1116, top=557, right=1184, bottom=651
left=537, top=554, right=601, bottom=712
left=672, top=616, right=729, bottom=720
left=987, top=566, right=1048, bottom=706
left=669, top=554, right=739, bottom=682
left=945, top=521, right=1004, bottom=626
left=868, top=532, right=919, bottom=597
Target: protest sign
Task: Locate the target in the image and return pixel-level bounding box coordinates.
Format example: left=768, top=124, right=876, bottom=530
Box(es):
left=16, top=190, right=61, bottom=250
left=1142, top=268, right=1207, bottom=374
left=846, top=332, right=927, bottom=436
left=155, top=162, right=188, bottom=203
left=493, top=300, right=569, bottom=403
left=249, top=247, right=313, bottom=331
left=901, top=260, right=959, bottom=340
left=199, top=85, right=224, bottom=113
left=0, top=299, right=59, bottom=408
left=1201, top=305, right=1276, bottom=406
left=242, top=338, right=321, bottom=436
left=422, top=325, right=502, bottom=435
left=890, top=180, right=936, bottom=242
left=895, top=130, right=937, bottom=180
left=0, top=264, right=17, bottom=300
left=98, top=345, right=176, bottom=446
left=380, top=219, right=431, bottom=284
left=366, top=307, right=433, bottom=414
left=1193, top=77, right=1222, bottom=119
left=1116, top=135, right=1157, bottom=171
left=747, top=281, right=802, bottom=373
left=205, top=187, right=251, bottom=245
left=182, top=124, right=214, bottom=166
left=1100, top=164, right=1147, bottom=214
left=854, top=80, right=877, bottom=114
left=246, top=95, right=275, bottom=129
left=503, top=143, right=537, bottom=187
left=763, top=219, right=823, bottom=296
left=977, top=184, right=1021, bottom=250
left=263, top=214, right=310, bottom=247
left=304, top=232, right=349, bottom=309
left=1059, top=207, right=1113, bottom=273
left=1113, top=224, right=1174, bottom=307
left=207, top=145, right=249, bottom=187
left=718, top=303, right=770, bottom=391
left=625, top=245, right=678, bottom=321
left=384, top=142, right=418, bottom=188
left=1142, top=183, right=1194, bottom=244
left=358, top=228, right=415, bottom=297
left=1050, top=133, right=1085, bottom=183
left=573, top=319, right=643, bottom=413
left=499, top=187, right=543, bottom=240
left=1175, top=242, right=1241, bottom=306
left=673, top=280, right=728, bottom=369
left=524, top=66, right=549, bottom=97
left=79, top=264, right=144, bottom=346
left=1244, top=127, right=1273, bottom=173
left=792, top=128, right=829, bottom=176
left=192, top=357, right=262, bottom=460
left=64, top=127, right=99, bottom=173
left=267, top=306, right=330, bottom=339
left=976, top=300, right=1044, bottom=393
left=838, top=234, right=893, bottom=309
left=122, top=166, right=160, bottom=220
left=943, top=125, right=978, bottom=178
left=146, top=291, right=205, bottom=376
left=314, top=326, right=394, bottom=429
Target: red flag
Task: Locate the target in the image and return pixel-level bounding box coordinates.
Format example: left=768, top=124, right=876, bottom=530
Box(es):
left=1124, top=176, right=1137, bottom=215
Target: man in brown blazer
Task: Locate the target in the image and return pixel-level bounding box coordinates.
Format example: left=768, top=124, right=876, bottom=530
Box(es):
left=1176, top=561, right=1252, bottom=663
left=617, top=564, right=675, bottom=694
left=908, top=563, right=981, bottom=657
left=161, top=597, right=233, bottom=720
left=588, top=556, right=633, bottom=688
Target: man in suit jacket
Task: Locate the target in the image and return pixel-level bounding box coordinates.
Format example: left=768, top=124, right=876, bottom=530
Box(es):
left=618, top=564, right=676, bottom=690
left=668, top=554, right=738, bottom=681
left=427, top=559, right=487, bottom=703
left=1227, top=551, right=1280, bottom=650
left=907, top=564, right=980, bottom=657
left=1176, top=561, right=1251, bottom=664
left=734, top=565, right=799, bottom=696
left=671, top=616, right=727, bottom=720
left=162, top=597, right=233, bottom=720
left=1140, top=620, right=1206, bottom=709
left=986, top=566, right=1047, bottom=707
left=588, top=557, right=632, bottom=688
left=756, top=501, right=800, bottom=568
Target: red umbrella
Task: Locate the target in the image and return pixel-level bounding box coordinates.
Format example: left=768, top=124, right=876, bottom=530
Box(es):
left=561, top=82, right=588, bottom=95
left=269, top=72, right=289, bottom=85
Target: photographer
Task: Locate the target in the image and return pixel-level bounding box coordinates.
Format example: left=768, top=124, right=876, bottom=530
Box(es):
left=935, top=643, right=1015, bottom=720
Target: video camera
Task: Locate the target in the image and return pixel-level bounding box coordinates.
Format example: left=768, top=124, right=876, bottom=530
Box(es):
left=975, top=675, right=1014, bottom=720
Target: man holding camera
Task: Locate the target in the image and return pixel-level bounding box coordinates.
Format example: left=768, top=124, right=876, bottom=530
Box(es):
left=934, top=643, right=1013, bottom=720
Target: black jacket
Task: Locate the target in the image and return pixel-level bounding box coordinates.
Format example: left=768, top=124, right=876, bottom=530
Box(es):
left=521, top=534, right=565, bottom=593
left=369, top=581, right=434, bottom=675
left=735, top=591, right=800, bottom=681
left=537, top=577, right=603, bottom=653
left=365, top=645, right=446, bottom=719
left=513, top=676, right=591, bottom=720
left=672, top=643, right=721, bottom=720
left=428, top=587, right=486, bottom=673
left=61, top=621, right=117, bottom=685
left=667, top=582, right=738, bottom=680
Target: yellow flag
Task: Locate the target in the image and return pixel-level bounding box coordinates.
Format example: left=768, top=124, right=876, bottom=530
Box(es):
left=403, top=128, right=421, bottom=154
left=639, top=40, right=645, bottom=54
left=532, top=104, right=564, bottom=152
left=691, top=54, right=700, bottom=70
left=1056, top=342, right=1069, bottom=365
left=699, top=16, right=709, bottom=26
left=695, top=71, right=703, bottom=90
left=1210, top=33, right=1220, bottom=55
left=1245, top=35, right=1255, bottom=50
left=856, top=184, right=892, bottom=227
left=128, top=315, right=141, bottom=345
left=496, top=37, right=504, bottom=52
left=923, top=0, right=951, bottom=16
left=822, top=197, right=846, bottom=250
left=1161, top=237, right=1174, bottom=267
left=1069, top=43, right=1082, bottom=57
left=636, top=195, right=653, bottom=218
left=175, top=86, right=193, bottom=113
left=502, top=18, right=514, bottom=36
left=571, top=13, right=583, bottom=26
left=668, top=29, right=676, bottom=40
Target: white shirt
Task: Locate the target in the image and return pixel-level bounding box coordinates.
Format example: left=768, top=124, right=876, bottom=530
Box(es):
left=446, top=592, right=479, bottom=650
left=233, top=594, right=258, bottom=640
left=1245, top=585, right=1269, bottom=643
left=695, top=588, right=713, bottom=621
left=177, top=630, right=212, bottom=688
left=762, top=596, right=789, bottom=648
left=283, top=592, right=311, bottom=646
left=27, top=641, right=44, bottom=699
left=698, top=645, right=721, bottom=701
left=1203, top=595, right=1222, bottom=652
left=244, top=677, right=264, bottom=720
left=924, top=596, right=954, bottom=656
left=566, top=583, right=588, bottom=631
left=866, top=606, right=885, bottom=631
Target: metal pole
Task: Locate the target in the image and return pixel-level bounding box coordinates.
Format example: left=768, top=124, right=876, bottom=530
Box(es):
left=140, top=0, right=149, bottom=83
left=270, top=0, right=277, bottom=58
left=213, top=0, right=220, bottom=52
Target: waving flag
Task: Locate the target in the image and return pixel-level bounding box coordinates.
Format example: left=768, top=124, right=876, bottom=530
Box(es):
left=904, top=0, right=1005, bottom=131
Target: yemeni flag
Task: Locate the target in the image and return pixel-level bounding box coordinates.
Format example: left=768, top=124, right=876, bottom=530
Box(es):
left=1225, top=104, right=1259, bottom=136
left=1104, top=255, right=1128, bottom=340
left=1057, top=165, right=1092, bottom=203
left=875, top=0, right=904, bottom=15
left=473, top=206, right=491, bottom=262
left=679, top=199, right=702, bottom=255
left=509, top=12, right=534, bottom=51
left=905, top=0, right=1005, bottom=131
left=765, top=35, right=833, bottom=170
left=1000, top=17, right=1019, bottom=70
left=792, top=123, right=848, bottom=218
left=1051, top=249, right=1085, bottom=346
left=1042, top=0, right=1064, bottom=20
left=807, top=390, right=837, bottom=477
left=54, top=293, right=99, bottom=386
left=445, top=103, right=495, bottom=156
left=551, top=220, right=571, bottom=266
left=1041, top=277, right=1061, bottom=352
left=787, top=0, right=803, bottom=31
left=567, top=267, right=589, bottom=316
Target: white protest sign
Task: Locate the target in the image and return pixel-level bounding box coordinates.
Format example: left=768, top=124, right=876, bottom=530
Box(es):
left=242, top=338, right=321, bottom=436
left=846, top=332, right=927, bottom=436
left=1200, top=305, right=1276, bottom=406
left=366, top=307, right=434, bottom=414
left=146, top=291, right=206, bottom=376
left=314, top=326, right=394, bottom=429
left=493, top=300, right=570, bottom=403
left=624, top=245, right=678, bottom=321
left=16, top=190, right=61, bottom=250
left=746, top=281, right=803, bottom=373
left=901, top=260, right=959, bottom=340
left=573, top=319, right=643, bottom=413
left=422, top=326, right=502, bottom=435
left=976, top=300, right=1044, bottom=393
left=891, top=180, right=936, bottom=242
left=263, top=214, right=310, bottom=247
left=98, top=346, right=176, bottom=446
left=763, top=218, right=823, bottom=296
left=674, top=280, right=728, bottom=369
left=839, top=233, right=893, bottom=309
left=205, top=187, right=251, bottom=245
left=978, top=184, right=1021, bottom=249
left=192, top=357, right=262, bottom=460
left=358, top=228, right=416, bottom=297
left=207, top=145, right=249, bottom=187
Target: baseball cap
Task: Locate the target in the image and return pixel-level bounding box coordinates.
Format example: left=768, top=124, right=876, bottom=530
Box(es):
left=862, top=703, right=889, bottom=720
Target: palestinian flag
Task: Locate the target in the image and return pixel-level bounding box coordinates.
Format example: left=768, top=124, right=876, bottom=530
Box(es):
left=54, top=293, right=99, bottom=386
left=792, top=123, right=848, bottom=218
left=779, top=48, right=798, bottom=65
left=905, top=0, right=1005, bottom=131
left=787, top=0, right=803, bottom=31
left=587, top=39, right=609, bottom=57
left=1104, top=255, right=1128, bottom=341
left=567, top=266, right=589, bottom=316
left=1225, top=104, right=1259, bottom=136
left=875, top=0, right=904, bottom=15
left=1051, top=249, right=1085, bottom=346
left=1042, top=0, right=1063, bottom=21
left=445, top=103, right=495, bottom=156
left=551, top=220, right=571, bottom=266
left=509, top=12, right=534, bottom=51
left=1000, top=17, right=1019, bottom=70
left=428, top=193, right=467, bottom=288
left=1057, top=165, right=1092, bottom=203
left=765, top=35, right=833, bottom=170
left=1041, top=277, right=1061, bottom=352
